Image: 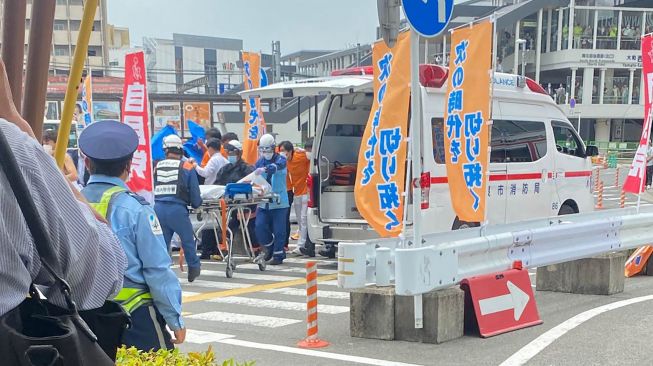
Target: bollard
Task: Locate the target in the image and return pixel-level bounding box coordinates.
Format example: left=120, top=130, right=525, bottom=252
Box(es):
left=596, top=181, right=604, bottom=209
left=298, top=261, right=330, bottom=348
left=620, top=190, right=626, bottom=209
left=594, top=168, right=601, bottom=193
left=615, top=166, right=620, bottom=188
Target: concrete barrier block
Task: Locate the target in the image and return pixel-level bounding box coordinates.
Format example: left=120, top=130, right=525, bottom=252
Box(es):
left=394, top=287, right=464, bottom=344
left=536, top=261, right=574, bottom=293
left=350, top=286, right=395, bottom=340
left=571, top=252, right=626, bottom=295
left=536, top=252, right=626, bottom=295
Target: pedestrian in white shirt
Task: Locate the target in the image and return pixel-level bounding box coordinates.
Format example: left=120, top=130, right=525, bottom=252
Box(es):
left=194, top=138, right=228, bottom=185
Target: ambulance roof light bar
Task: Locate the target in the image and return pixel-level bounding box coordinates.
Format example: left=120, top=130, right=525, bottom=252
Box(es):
left=331, top=64, right=448, bottom=88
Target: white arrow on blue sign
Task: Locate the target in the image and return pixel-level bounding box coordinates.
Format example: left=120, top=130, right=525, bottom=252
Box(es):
left=401, top=0, right=455, bottom=38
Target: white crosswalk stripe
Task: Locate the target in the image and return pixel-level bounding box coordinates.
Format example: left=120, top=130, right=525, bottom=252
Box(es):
left=208, top=296, right=349, bottom=314
left=188, top=311, right=302, bottom=328
left=199, top=270, right=304, bottom=282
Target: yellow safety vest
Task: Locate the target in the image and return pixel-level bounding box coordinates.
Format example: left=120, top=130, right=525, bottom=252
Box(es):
left=90, top=185, right=153, bottom=313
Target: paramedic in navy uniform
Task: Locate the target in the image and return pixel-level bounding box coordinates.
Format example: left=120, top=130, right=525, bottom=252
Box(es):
left=79, top=120, right=186, bottom=351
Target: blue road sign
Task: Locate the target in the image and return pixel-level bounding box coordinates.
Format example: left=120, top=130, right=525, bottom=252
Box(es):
left=401, top=0, right=455, bottom=38
left=260, top=68, right=269, bottom=87
left=570, top=97, right=576, bottom=109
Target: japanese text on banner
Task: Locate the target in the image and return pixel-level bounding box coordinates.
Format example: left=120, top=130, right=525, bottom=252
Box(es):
left=242, top=52, right=266, bottom=165
left=623, top=34, right=653, bottom=194
left=122, top=51, right=154, bottom=200
left=354, top=31, right=410, bottom=237
left=79, top=74, right=93, bottom=131
left=443, top=20, right=493, bottom=223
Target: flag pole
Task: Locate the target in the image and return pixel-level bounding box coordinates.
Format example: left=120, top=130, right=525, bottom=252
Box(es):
left=637, top=109, right=652, bottom=213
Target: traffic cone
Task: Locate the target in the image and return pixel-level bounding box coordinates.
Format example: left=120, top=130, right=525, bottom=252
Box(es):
left=297, top=261, right=330, bottom=349
left=596, top=181, right=604, bottom=209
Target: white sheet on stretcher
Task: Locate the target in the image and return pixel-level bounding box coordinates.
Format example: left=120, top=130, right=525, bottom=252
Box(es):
left=200, top=183, right=266, bottom=200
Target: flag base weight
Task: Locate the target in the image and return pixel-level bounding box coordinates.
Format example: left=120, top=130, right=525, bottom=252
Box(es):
left=297, top=338, right=330, bottom=349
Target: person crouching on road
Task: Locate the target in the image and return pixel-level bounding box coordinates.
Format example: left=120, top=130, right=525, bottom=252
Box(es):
left=154, top=134, right=203, bottom=282
left=255, top=134, right=290, bottom=265
left=79, top=120, right=186, bottom=351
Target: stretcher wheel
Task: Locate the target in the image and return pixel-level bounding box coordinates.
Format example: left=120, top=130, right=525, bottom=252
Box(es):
left=226, top=264, right=233, bottom=278
left=258, top=262, right=266, bottom=271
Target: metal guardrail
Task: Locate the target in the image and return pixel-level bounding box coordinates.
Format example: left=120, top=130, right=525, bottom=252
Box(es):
left=337, top=206, right=653, bottom=296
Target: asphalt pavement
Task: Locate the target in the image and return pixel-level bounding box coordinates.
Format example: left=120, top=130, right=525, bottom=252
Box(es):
left=175, top=167, right=653, bottom=366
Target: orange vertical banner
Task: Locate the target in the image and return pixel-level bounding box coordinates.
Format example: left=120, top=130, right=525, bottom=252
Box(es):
left=354, top=32, right=410, bottom=237
left=443, top=20, right=493, bottom=223
left=242, top=52, right=266, bottom=165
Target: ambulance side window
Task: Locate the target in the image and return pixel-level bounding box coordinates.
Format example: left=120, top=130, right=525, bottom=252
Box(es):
left=492, top=120, right=548, bottom=163
left=552, top=121, right=586, bottom=158
left=431, top=118, right=446, bottom=164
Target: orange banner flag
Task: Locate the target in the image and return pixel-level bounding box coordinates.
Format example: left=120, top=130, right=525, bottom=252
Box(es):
left=443, top=20, right=493, bottom=223
left=241, top=52, right=266, bottom=165
left=354, top=32, right=411, bottom=237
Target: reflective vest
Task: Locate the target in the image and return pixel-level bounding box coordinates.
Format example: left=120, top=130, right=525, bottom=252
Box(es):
left=88, top=185, right=153, bottom=313
left=153, top=159, right=191, bottom=204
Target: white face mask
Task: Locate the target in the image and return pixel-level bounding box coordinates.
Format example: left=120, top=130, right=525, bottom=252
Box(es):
left=42, top=144, right=53, bottom=154
left=228, top=155, right=238, bottom=164
left=263, top=152, right=274, bottom=161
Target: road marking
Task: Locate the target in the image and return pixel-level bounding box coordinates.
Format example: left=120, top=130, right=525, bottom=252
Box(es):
left=200, top=270, right=303, bottom=282
left=180, top=278, right=249, bottom=290
left=182, top=291, right=199, bottom=297
left=185, top=329, right=234, bottom=344
left=499, top=295, right=653, bottom=366
left=218, top=338, right=423, bottom=366
left=237, top=263, right=338, bottom=274
left=188, top=311, right=301, bottom=327
left=182, top=273, right=338, bottom=303
left=208, top=296, right=349, bottom=314
left=321, top=280, right=339, bottom=286
left=267, top=287, right=350, bottom=300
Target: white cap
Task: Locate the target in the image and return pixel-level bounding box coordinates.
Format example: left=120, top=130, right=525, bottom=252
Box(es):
left=163, top=134, right=183, bottom=150
left=227, top=140, right=243, bottom=151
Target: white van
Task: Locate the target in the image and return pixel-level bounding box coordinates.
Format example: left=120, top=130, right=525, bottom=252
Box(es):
left=240, top=65, right=598, bottom=252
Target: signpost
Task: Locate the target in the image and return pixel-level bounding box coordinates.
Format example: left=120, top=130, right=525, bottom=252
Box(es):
left=570, top=97, right=581, bottom=132
left=376, top=0, right=454, bottom=329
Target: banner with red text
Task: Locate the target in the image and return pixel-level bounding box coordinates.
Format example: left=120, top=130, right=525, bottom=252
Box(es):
left=241, top=52, right=267, bottom=165
left=623, top=34, right=653, bottom=194
left=122, top=51, right=153, bottom=201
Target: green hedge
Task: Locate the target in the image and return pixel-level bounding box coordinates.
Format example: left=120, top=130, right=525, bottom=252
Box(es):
left=115, top=346, right=255, bottom=366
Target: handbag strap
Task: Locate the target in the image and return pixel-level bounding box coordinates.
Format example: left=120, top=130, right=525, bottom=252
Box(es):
left=0, top=126, right=76, bottom=311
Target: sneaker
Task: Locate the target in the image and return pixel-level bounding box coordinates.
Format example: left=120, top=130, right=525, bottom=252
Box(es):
left=299, top=247, right=315, bottom=257
left=290, top=248, right=303, bottom=256
left=290, top=232, right=300, bottom=240
left=318, top=247, right=336, bottom=259
left=210, top=254, right=224, bottom=261
left=188, top=266, right=201, bottom=283
left=267, top=258, right=283, bottom=265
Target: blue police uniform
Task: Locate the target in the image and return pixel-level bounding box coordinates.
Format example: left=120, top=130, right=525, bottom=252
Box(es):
left=78, top=120, right=183, bottom=351
left=153, top=158, right=203, bottom=271
left=254, top=153, right=290, bottom=262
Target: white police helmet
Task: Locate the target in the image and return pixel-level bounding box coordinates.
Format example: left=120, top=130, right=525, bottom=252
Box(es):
left=258, top=134, right=275, bottom=153
left=163, top=134, right=183, bottom=150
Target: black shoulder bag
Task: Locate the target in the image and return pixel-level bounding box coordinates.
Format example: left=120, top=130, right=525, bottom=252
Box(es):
left=0, top=128, right=130, bottom=365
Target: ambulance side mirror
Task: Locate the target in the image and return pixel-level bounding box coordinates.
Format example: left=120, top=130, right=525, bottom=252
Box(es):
left=585, top=145, right=599, bottom=157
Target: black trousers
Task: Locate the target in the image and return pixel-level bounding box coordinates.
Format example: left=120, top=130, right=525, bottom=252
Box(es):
left=285, top=190, right=294, bottom=247
left=647, top=165, right=653, bottom=186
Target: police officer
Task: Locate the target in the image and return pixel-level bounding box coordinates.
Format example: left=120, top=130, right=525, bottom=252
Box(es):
left=79, top=120, right=185, bottom=351
left=255, top=134, right=290, bottom=265
left=154, top=134, right=203, bottom=281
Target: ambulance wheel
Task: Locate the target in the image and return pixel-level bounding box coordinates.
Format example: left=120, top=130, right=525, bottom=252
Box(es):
left=557, top=203, right=577, bottom=216
left=226, top=265, right=233, bottom=278
left=452, top=217, right=480, bottom=230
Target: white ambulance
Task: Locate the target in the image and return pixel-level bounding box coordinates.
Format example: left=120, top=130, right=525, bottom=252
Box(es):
left=240, top=65, right=598, bottom=252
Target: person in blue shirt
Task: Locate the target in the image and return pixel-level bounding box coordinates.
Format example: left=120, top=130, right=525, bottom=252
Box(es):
left=78, top=120, right=185, bottom=351
left=154, top=134, right=203, bottom=281
left=254, top=134, right=290, bottom=265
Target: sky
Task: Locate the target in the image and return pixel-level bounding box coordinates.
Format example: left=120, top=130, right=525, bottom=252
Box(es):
left=107, top=0, right=379, bottom=55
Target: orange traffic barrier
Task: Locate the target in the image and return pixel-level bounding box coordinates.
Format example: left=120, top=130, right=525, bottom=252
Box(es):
left=297, top=261, right=330, bottom=349
left=620, top=190, right=626, bottom=209
left=615, top=166, right=620, bottom=188
left=595, top=181, right=604, bottom=209
left=625, top=246, right=653, bottom=277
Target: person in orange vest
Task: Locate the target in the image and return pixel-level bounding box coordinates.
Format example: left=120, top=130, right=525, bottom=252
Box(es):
left=279, top=140, right=312, bottom=256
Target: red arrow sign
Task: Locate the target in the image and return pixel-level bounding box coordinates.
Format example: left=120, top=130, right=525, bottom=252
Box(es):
left=461, top=269, right=542, bottom=338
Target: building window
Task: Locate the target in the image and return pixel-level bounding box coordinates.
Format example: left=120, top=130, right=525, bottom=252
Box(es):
left=92, top=21, right=101, bottom=32
left=53, top=20, right=67, bottom=31
left=69, top=20, right=80, bottom=31
left=596, top=9, right=618, bottom=49
left=56, top=0, right=67, bottom=5
left=54, top=45, right=69, bottom=56
left=621, top=11, right=642, bottom=50
left=573, top=9, right=594, bottom=50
